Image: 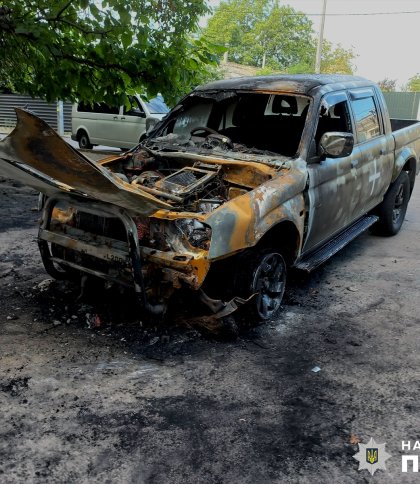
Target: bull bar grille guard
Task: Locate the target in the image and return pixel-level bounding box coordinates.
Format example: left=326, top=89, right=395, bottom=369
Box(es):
left=37, top=195, right=149, bottom=308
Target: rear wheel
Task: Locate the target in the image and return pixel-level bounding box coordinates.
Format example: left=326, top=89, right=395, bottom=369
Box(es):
left=375, top=170, right=410, bottom=235
left=78, top=130, right=93, bottom=149
left=238, top=249, right=287, bottom=321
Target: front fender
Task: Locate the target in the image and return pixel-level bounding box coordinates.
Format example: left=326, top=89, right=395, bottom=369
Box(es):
left=207, top=160, right=307, bottom=259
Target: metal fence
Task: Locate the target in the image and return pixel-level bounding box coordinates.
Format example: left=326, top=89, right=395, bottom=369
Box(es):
left=382, top=92, right=420, bottom=120
left=0, top=94, right=72, bottom=131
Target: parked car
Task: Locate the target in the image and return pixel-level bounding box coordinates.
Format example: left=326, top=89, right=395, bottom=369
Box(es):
left=1, top=75, right=419, bottom=325
left=71, top=94, right=169, bottom=150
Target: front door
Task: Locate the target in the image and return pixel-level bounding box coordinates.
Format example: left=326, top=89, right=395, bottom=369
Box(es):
left=303, top=91, right=362, bottom=252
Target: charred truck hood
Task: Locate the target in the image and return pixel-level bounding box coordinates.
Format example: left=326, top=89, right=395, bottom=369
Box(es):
left=0, top=109, right=171, bottom=216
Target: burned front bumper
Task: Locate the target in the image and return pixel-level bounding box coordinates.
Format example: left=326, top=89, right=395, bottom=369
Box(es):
left=38, top=195, right=210, bottom=315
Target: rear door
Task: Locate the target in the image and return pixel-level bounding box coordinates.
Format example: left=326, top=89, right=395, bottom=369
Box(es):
left=347, top=89, right=394, bottom=213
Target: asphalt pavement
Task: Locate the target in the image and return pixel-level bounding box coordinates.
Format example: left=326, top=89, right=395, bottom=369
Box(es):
left=0, top=174, right=419, bottom=482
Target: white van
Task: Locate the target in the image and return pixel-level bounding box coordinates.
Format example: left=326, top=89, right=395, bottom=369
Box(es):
left=71, top=94, right=169, bottom=149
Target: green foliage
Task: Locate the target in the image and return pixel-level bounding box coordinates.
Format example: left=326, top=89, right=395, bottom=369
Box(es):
left=0, top=1, right=218, bottom=104
left=285, top=62, right=313, bottom=75
left=194, top=65, right=224, bottom=85
left=404, top=74, right=420, bottom=92
left=203, top=0, right=266, bottom=63
left=255, top=67, right=281, bottom=76
left=203, top=0, right=356, bottom=76
left=285, top=41, right=355, bottom=75
left=203, top=0, right=314, bottom=70
left=251, top=4, right=314, bottom=69
left=320, top=41, right=356, bottom=75
left=377, top=78, right=397, bottom=92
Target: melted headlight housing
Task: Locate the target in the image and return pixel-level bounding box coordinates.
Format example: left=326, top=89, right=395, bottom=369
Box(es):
left=175, top=219, right=212, bottom=250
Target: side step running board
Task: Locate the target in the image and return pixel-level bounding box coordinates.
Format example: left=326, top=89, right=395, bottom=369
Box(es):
left=294, top=215, right=379, bottom=272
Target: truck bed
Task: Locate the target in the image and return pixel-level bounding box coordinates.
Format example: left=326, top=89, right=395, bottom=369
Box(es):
left=390, top=118, right=420, bottom=131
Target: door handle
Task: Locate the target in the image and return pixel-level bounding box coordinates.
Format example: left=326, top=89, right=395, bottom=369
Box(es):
left=113, top=116, right=118, bottom=120
left=121, top=117, right=126, bottom=120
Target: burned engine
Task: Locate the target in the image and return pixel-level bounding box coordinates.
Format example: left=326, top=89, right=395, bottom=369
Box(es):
left=110, top=149, right=236, bottom=214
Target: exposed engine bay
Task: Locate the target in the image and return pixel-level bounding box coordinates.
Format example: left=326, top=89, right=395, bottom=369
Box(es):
left=100, top=147, right=277, bottom=214
left=118, top=158, right=228, bottom=213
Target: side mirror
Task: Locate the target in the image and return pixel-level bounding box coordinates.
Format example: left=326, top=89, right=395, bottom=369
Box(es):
left=319, top=132, right=354, bottom=159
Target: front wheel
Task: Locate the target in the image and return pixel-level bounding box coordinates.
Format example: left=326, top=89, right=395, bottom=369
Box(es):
left=238, top=249, right=287, bottom=321
left=375, top=170, right=410, bottom=236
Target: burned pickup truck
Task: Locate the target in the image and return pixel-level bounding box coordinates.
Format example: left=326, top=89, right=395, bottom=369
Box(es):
left=0, top=75, right=419, bottom=322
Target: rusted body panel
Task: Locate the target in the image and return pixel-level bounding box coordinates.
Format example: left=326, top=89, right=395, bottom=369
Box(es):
left=1, top=74, right=419, bottom=319
left=205, top=162, right=307, bottom=259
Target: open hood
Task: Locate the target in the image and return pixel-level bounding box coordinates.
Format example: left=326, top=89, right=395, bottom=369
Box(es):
left=0, top=108, right=171, bottom=215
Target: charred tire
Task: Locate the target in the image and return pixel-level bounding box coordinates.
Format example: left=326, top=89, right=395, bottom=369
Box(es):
left=375, top=170, right=410, bottom=236
left=238, top=249, right=287, bottom=321
left=78, top=130, right=93, bottom=150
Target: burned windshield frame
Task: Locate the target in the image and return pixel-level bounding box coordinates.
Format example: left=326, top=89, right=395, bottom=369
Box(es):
left=148, top=91, right=239, bottom=140
left=146, top=90, right=310, bottom=157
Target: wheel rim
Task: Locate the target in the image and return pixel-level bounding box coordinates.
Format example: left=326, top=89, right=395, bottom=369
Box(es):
left=392, top=183, right=405, bottom=224
left=80, top=134, right=88, bottom=148
left=251, top=253, right=286, bottom=319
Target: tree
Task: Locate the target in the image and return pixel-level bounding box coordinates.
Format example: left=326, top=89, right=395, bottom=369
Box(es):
left=203, top=1, right=355, bottom=75
left=0, top=1, right=219, bottom=104
left=377, top=78, right=397, bottom=92
left=250, top=4, right=314, bottom=69
left=285, top=41, right=355, bottom=75
left=203, top=0, right=313, bottom=70
left=404, top=74, right=420, bottom=92
left=320, top=41, right=356, bottom=75
left=203, top=0, right=267, bottom=65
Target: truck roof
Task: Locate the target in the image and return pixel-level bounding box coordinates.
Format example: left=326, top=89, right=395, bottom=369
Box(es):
left=196, top=74, right=373, bottom=95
